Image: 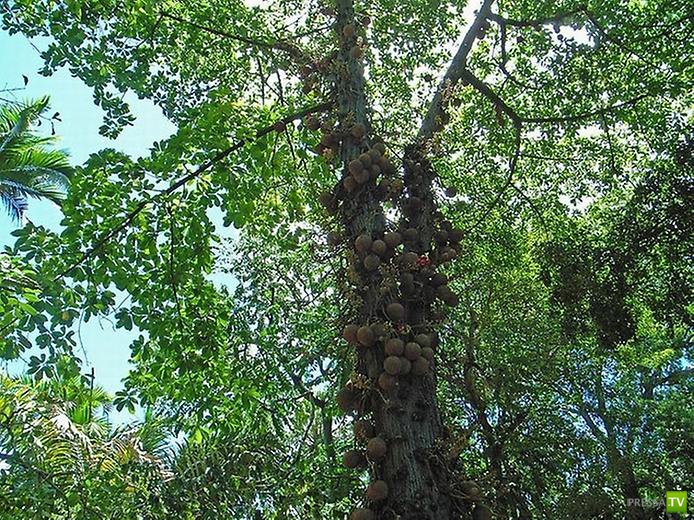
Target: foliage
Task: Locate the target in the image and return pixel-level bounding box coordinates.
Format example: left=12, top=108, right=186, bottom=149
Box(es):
left=0, top=97, right=72, bottom=221
left=0, top=0, right=691, bottom=518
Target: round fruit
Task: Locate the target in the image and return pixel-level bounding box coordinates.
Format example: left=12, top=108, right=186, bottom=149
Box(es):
left=343, top=176, right=358, bottom=193
left=363, top=254, right=380, bottom=271
left=358, top=152, right=372, bottom=167
left=366, top=437, right=387, bottom=461
left=400, top=357, right=412, bottom=375
left=343, top=449, right=366, bottom=468
left=385, top=338, right=404, bottom=356
left=351, top=123, right=366, bottom=139
left=305, top=115, right=321, bottom=131
left=405, top=342, right=422, bottom=361
left=412, top=357, right=430, bottom=376
left=366, top=480, right=388, bottom=501
left=386, top=302, right=405, bottom=321
left=354, top=420, right=374, bottom=440
left=472, top=504, right=492, bottom=520
left=371, top=239, right=387, bottom=257
left=430, top=273, right=448, bottom=287
left=403, top=227, right=418, bottom=242
left=349, top=159, right=364, bottom=176
left=353, top=166, right=370, bottom=184
left=274, top=121, right=286, bottom=133
left=378, top=372, right=397, bottom=392
left=434, top=230, right=449, bottom=244
left=336, top=387, right=357, bottom=412
left=342, top=324, right=359, bottom=344
left=384, top=356, right=401, bottom=375
left=355, top=234, right=372, bottom=253
left=383, top=232, right=402, bottom=248
left=373, top=142, right=386, bottom=154
left=421, top=347, right=435, bottom=361
left=444, top=291, right=459, bottom=307
left=402, top=251, right=419, bottom=267
left=357, top=325, right=376, bottom=347
left=461, top=481, right=481, bottom=497
left=350, top=46, right=363, bottom=59
left=414, top=334, right=432, bottom=348
left=445, top=186, right=457, bottom=197
left=351, top=508, right=375, bottom=520
left=342, top=24, right=355, bottom=38
left=449, top=228, right=464, bottom=243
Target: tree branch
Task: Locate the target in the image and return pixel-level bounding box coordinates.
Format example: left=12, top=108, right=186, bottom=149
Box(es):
left=58, top=101, right=333, bottom=279
left=417, top=0, right=496, bottom=141
left=161, top=12, right=308, bottom=62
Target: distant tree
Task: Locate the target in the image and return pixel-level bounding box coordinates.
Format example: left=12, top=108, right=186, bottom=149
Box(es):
left=0, top=96, right=72, bottom=221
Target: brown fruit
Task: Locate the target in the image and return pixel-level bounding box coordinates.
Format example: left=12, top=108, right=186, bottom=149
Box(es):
left=383, top=232, right=402, bottom=248
left=363, top=254, right=380, bottom=271
left=386, top=302, right=405, bottom=322
left=415, top=333, right=432, bottom=348
left=399, top=357, right=412, bottom=375
left=274, top=121, right=286, bottom=133
left=444, top=291, right=459, bottom=307
left=403, top=227, right=418, bottom=242
left=351, top=508, right=376, bottom=520
left=319, top=191, right=334, bottom=209
left=378, top=372, right=397, bottom=391
left=421, top=347, right=435, bottom=361
left=366, top=480, right=389, bottom=501
left=354, top=420, right=375, bottom=440
left=350, top=46, right=363, bottom=60
left=358, top=152, right=372, bottom=167
left=343, top=449, right=366, bottom=468
left=402, top=251, right=419, bottom=268
left=440, top=247, right=458, bottom=262
left=385, top=338, right=404, bottom=356
left=404, top=342, right=422, bottom=361
left=357, top=325, right=376, bottom=347
left=391, top=178, right=404, bottom=193
left=445, top=186, right=457, bottom=197
left=366, top=437, right=387, bottom=461
left=412, top=357, right=430, bottom=376
left=436, top=285, right=452, bottom=300
left=384, top=356, right=402, bottom=375
left=371, top=239, right=387, bottom=257
left=336, top=387, right=357, bottom=412
left=343, top=176, right=358, bottom=193
left=353, top=167, right=370, bottom=184
left=320, top=133, right=336, bottom=147
left=342, top=324, right=359, bottom=344
left=305, top=115, right=321, bottom=131
left=472, top=504, right=492, bottom=520
left=434, top=230, right=449, bottom=244
left=430, top=273, right=448, bottom=287
left=355, top=234, right=372, bottom=253
left=342, top=24, right=355, bottom=38
left=368, top=147, right=381, bottom=162
left=349, top=159, right=364, bottom=176
left=373, top=142, right=386, bottom=154
left=351, top=123, right=366, bottom=139
left=461, top=481, right=481, bottom=497
left=449, top=228, right=464, bottom=243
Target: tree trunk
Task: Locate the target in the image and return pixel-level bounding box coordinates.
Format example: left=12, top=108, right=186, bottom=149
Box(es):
left=330, top=2, right=469, bottom=518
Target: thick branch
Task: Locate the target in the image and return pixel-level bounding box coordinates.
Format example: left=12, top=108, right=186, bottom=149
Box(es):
left=417, top=0, right=496, bottom=141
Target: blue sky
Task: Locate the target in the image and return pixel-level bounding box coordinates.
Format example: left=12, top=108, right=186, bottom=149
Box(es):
left=0, top=30, right=176, bottom=422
